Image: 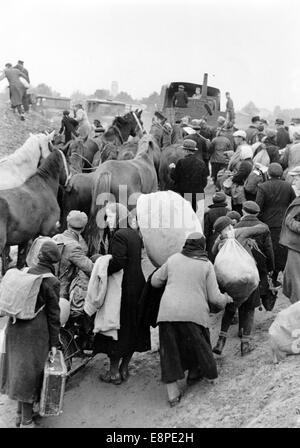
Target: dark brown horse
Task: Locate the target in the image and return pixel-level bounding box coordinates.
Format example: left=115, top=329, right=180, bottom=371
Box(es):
left=93, top=110, right=144, bottom=167
left=66, top=137, right=99, bottom=174
left=87, top=134, right=159, bottom=255
left=158, top=143, right=186, bottom=190
left=0, top=149, right=70, bottom=274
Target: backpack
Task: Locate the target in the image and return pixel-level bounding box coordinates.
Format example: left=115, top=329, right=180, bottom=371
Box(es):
left=244, top=166, right=268, bottom=195
left=0, top=268, right=54, bottom=322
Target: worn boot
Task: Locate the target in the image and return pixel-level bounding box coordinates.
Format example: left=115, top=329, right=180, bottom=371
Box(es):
left=213, top=336, right=226, bottom=355
left=241, top=340, right=255, bottom=356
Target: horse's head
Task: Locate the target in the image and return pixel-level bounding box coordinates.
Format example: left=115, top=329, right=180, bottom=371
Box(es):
left=31, top=131, right=54, bottom=161
left=112, top=110, right=144, bottom=141
left=136, top=134, right=160, bottom=171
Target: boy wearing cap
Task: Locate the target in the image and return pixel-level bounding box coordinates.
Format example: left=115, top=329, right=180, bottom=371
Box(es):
left=213, top=201, right=274, bottom=356
left=53, top=210, right=94, bottom=300
left=256, top=163, right=296, bottom=287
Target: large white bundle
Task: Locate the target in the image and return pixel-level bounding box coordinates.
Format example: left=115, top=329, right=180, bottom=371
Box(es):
left=136, top=191, right=203, bottom=267
left=214, top=237, right=259, bottom=302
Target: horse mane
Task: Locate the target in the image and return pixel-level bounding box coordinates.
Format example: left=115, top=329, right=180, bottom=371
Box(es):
left=37, top=149, right=62, bottom=180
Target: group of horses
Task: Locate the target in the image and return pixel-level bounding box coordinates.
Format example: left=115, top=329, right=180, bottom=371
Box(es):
left=0, top=109, right=186, bottom=274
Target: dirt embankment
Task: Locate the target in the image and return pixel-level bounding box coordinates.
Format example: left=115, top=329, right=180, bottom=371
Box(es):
left=0, top=101, right=53, bottom=157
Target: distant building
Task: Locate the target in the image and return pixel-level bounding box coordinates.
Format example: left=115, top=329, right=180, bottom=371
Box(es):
left=110, top=81, right=119, bottom=98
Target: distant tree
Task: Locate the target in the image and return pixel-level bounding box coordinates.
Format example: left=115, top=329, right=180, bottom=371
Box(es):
left=94, top=89, right=110, bottom=99
left=33, top=83, right=54, bottom=96
left=70, top=90, right=89, bottom=102
left=241, top=101, right=260, bottom=116
left=115, top=91, right=135, bottom=103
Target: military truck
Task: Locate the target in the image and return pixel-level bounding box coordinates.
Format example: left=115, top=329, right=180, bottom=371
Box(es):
left=160, top=73, right=225, bottom=125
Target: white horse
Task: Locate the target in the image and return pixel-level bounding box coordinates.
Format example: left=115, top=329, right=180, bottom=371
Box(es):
left=0, top=131, right=54, bottom=190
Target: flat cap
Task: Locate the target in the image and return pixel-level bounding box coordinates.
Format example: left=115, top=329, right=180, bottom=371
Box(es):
left=242, top=201, right=260, bottom=215
left=183, top=139, right=197, bottom=150
left=213, top=191, right=227, bottom=204
left=213, top=216, right=232, bottom=233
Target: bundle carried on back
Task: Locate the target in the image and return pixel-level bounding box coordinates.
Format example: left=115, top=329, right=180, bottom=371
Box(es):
left=214, top=237, right=259, bottom=302
left=0, top=268, right=53, bottom=322
left=136, top=190, right=203, bottom=267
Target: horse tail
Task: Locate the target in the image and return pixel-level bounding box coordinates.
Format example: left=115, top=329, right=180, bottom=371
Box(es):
left=87, top=171, right=112, bottom=255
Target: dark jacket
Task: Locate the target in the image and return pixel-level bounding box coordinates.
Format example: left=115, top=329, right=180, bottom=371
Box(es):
left=59, top=116, right=78, bottom=142
left=172, top=91, right=188, bottom=108
left=276, top=126, right=291, bottom=149
left=94, top=228, right=149, bottom=356
left=204, top=202, right=229, bottom=261
left=279, top=197, right=300, bottom=252
left=256, top=178, right=296, bottom=229
left=246, top=125, right=258, bottom=144
left=171, top=153, right=209, bottom=194
left=236, top=215, right=274, bottom=274
left=200, top=125, right=213, bottom=141
left=184, top=133, right=208, bottom=162
left=265, top=143, right=280, bottom=163
left=209, top=136, right=232, bottom=164
left=232, top=159, right=253, bottom=185
left=235, top=215, right=274, bottom=299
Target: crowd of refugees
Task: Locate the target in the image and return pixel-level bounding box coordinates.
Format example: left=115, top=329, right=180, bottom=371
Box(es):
left=2, top=85, right=300, bottom=426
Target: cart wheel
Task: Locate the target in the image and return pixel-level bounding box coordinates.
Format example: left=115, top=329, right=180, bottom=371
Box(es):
left=59, top=329, right=74, bottom=372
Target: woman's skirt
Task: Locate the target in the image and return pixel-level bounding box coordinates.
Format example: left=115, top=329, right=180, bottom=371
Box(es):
left=0, top=310, right=49, bottom=403
left=283, top=248, right=300, bottom=304
left=159, top=322, right=218, bottom=383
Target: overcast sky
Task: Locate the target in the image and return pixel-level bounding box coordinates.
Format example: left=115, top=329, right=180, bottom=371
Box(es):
left=1, top=0, right=300, bottom=110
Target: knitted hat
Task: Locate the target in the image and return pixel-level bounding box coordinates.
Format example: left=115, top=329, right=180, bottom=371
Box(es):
left=213, top=216, right=232, bottom=233
left=38, top=240, right=61, bottom=264
left=268, top=163, right=283, bottom=178
left=67, top=210, right=88, bottom=229
left=183, top=139, right=197, bottom=150
left=242, top=201, right=260, bottom=215
left=226, top=211, right=241, bottom=222
left=213, top=192, right=227, bottom=204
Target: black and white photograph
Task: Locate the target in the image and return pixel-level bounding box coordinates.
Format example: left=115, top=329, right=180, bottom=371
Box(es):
left=0, top=0, right=300, bottom=432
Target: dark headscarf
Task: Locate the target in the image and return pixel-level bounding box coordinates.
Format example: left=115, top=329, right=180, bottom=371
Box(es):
left=38, top=240, right=61, bottom=264
left=181, top=232, right=208, bottom=260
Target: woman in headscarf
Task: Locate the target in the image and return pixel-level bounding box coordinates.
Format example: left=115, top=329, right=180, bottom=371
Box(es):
left=0, top=240, right=61, bottom=428
left=74, top=103, right=92, bottom=140
left=151, top=233, right=231, bottom=407
left=93, top=202, right=148, bottom=385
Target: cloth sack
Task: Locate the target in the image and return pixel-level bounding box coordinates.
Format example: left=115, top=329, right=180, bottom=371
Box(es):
left=269, top=301, right=300, bottom=362
left=214, top=237, right=259, bottom=302
left=136, top=190, right=203, bottom=267
left=0, top=268, right=54, bottom=322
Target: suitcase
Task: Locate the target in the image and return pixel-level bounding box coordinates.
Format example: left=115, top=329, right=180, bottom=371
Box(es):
left=39, top=349, right=67, bottom=417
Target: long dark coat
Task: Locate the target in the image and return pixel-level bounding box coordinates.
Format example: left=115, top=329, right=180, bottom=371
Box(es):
left=204, top=202, right=229, bottom=261
left=256, top=178, right=296, bottom=273
left=0, top=262, right=60, bottom=403
left=93, top=228, right=149, bottom=357
left=170, top=153, right=208, bottom=194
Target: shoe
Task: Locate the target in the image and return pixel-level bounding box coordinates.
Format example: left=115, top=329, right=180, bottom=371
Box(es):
left=213, top=336, right=226, bottom=355
left=20, top=115, right=25, bottom=121
left=20, top=420, right=36, bottom=428
left=119, top=366, right=130, bottom=381
left=241, top=341, right=255, bottom=356
left=15, top=414, right=21, bottom=428
left=99, top=371, right=122, bottom=385
left=168, top=393, right=182, bottom=408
